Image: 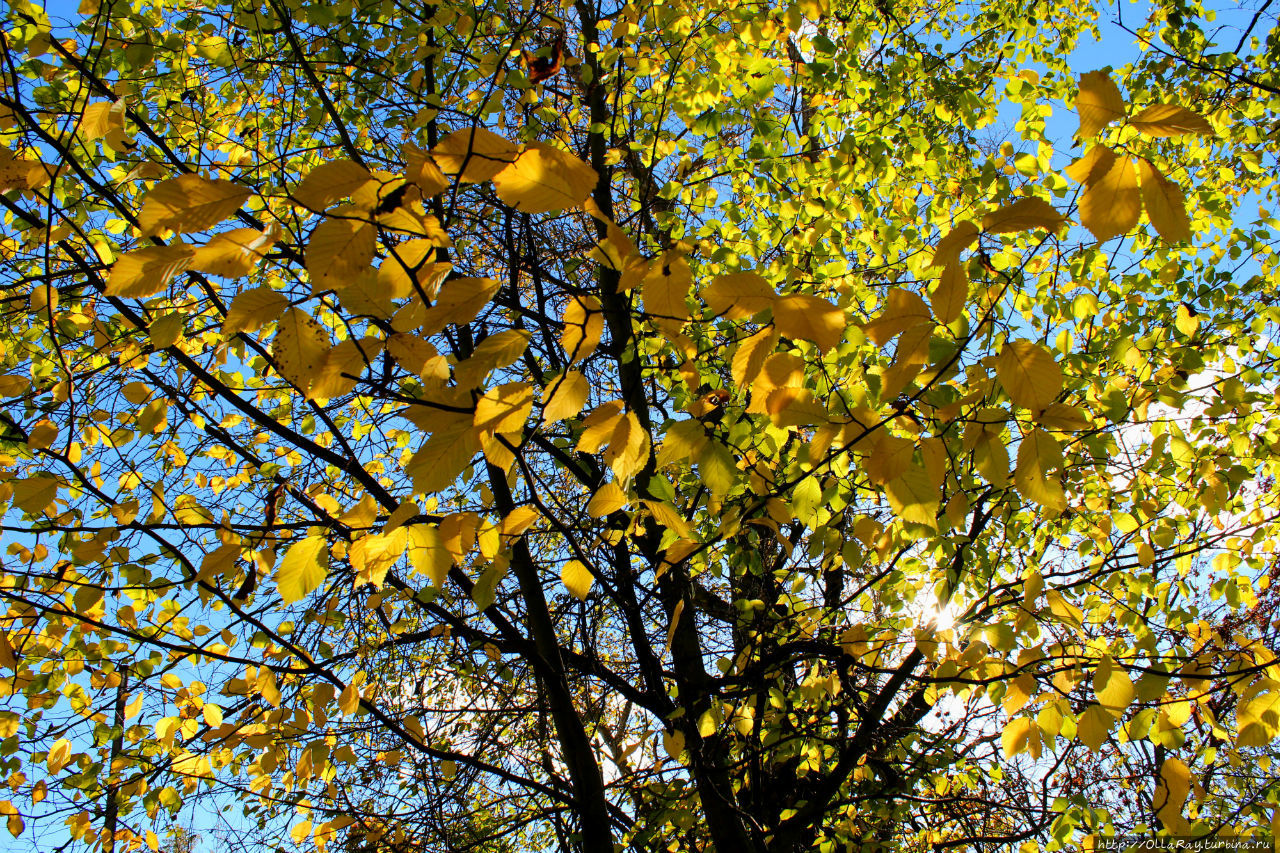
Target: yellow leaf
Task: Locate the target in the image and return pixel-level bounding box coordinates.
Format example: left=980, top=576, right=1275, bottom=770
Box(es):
left=0, top=632, right=16, bottom=670
left=10, top=476, right=58, bottom=514
left=1036, top=402, right=1092, bottom=431
left=378, top=240, right=441, bottom=300
left=1130, top=103, right=1214, bottom=137
left=1076, top=69, right=1126, bottom=138
left=1136, top=159, right=1191, bottom=243
left=430, top=127, right=519, bottom=182
left=191, top=226, right=280, bottom=278
left=202, top=704, right=224, bottom=727
left=704, top=272, right=776, bottom=319
left=407, top=524, right=453, bottom=585
left=929, top=261, right=967, bottom=324
left=561, top=295, right=604, bottom=362
left=865, top=434, right=914, bottom=486
left=1014, top=428, right=1066, bottom=511
left=1093, top=655, right=1135, bottom=717
left=47, top=738, right=72, bottom=773
left=1175, top=304, right=1200, bottom=337
left=292, top=159, right=374, bottom=210
left=290, top=821, right=313, bottom=846
left=404, top=142, right=450, bottom=196
left=861, top=288, right=930, bottom=345
left=774, top=293, right=845, bottom=354
left=223, top=286, right=288, bottom=336
left=731, top=327, right=778, bottom=387
left=455, top=330, right=531, bottom=389
left=1079, top=154, right=1140, bottom=243
left=138, top=174, right=251, bottom=236
left=542, top=370, right=590, bottom=424
left=309, top=336, right=381, bottom=401
left=350, top=527, right=407, bottom=589
left=338, top=683, right=361, bottom=716
left=1076, top=704, right=1115, bottom=751
left=492, top=142, right=598, bottom=213
left=883, top=464, right=938, bottom=529
left=0, top=152, right=55, bottom=192
left=930, top=220, right=979, bottom=268
left=643, top=253, right=693, bottom=331
left=561, top=559, right=594, bottom=600
left=1002, top=717, right=1033, bottom=758
left=105, top=244, right=195, bottom=298
left=982, top=197, right=1066, bottom=234
left=271, top=308, right=330, bottom=391
left=1064, top=144, right=1117, bottom=186
left=474, top=382, right=534, bottom=435
left=997, top=340, right=1062, bottom=411
left=663, top=728, right=686, bottom=762
left=406, top=415, right=479, bottom=494
left=1237, top=680, right=1280, bottom=747
left=604, top=411, right=649, bottom=481
left=420, top=277, right=500, bottom=335
left=500, top=507, right=540, bottom=539
left=587, top=481, right=628, bottom=517
left=1154, top=757, right=1191, bottom=828
left=274, top=534, right=329, bottom=603
left=306, top=216, right=376, bottom=292
left=77, top=100, right=124, bottom=142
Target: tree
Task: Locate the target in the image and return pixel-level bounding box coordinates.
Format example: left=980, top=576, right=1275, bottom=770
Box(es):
left=1, top=0, right=1279, bottom=849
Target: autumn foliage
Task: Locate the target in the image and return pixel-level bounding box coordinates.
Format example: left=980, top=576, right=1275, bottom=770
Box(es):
left=1, top=0, right=1280, bottom=850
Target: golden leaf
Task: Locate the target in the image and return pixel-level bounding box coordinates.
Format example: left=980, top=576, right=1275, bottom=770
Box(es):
left=305, top=216, right=377, bottom=292
left=105, top=244, right=195, bottom=298
left=293, top=159, right=373, bottom=211
left=1130, top=103, right=1214, bottom=138
left=1079, top=154, right=1140, bottom=243
left=587, top=481, right=628, bottom=517
left=774, top=293, right=845, bottom=353
left=1136, top=159, right=1191, bottom=243
left=704, top=272, right=776, bottom=319
left=271, top=308, right=330, bottom=391
left=1076, top=69, right=1126, bottom=138
left=860, top=288, right=931, bottom=345
left=1014, top=428, right=1066, bottom=511
left=274, top=534, right=329, bottom=603
left=561, top=294, right=604, bottom=362
left=561, top=559, right=595, bottom=600
left=930, top=220, right=979, bottom=268
left=474, top=382, right=534, bottom=435
left=492, top=142, right=598, bottom=212
left=981, top=197, right=1066, bottom=234
left=431, top=127, right=519, bottom=183
left=223, top=287, right=289, bottom=336
left=191, top=226, right=279, bottom=278
left=420, top=277, right=500, bottom=335
left=997, top=340, right=1062, bottom=412
left=642, top=253, right=693, bottom=331
left=542, top=370, right=590, bottom=424
left=137, top=174, right=251, bottom=236
left=929, top=261, right=967, bottom=325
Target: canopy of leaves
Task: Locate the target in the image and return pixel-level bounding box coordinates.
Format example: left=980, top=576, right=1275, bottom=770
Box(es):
left=1, top=0, right=1279, bottom=850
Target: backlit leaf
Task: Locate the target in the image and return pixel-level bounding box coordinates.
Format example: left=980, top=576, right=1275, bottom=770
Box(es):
left=562, top=295, right=604, bottom=362
left=982, top=197, right=1066, bottom=234
left=138, top=175, right=251, bottom=236
left=293, top=159, right=374, bottom=210
left=271, top=309, right=330, bottom=391
left=542, top=370, right=590, bottom=424
left=275, top=534, right=329, bottom=603
left=561, top=559, right=594, bottom=600
left=704, top=272, right=776, bottom=319
left=223, top=287, right=289, bottom=336
left=1076, top=70, right=1125, bottom=138
left=774, top=293, right=845, bottom=354
left=493, top=142, right=598, bottom=213
left=431, top=127, right=519, bottom=182
left=1131, top=103, right=1214, bottom=137
left=997, top=340, right=1062, bottom=412
left=1136, top=159, right=1191, bottom=243
left=105, top=244, right=194, bottom=298
left=1079, top=154, right=1140, bottom=243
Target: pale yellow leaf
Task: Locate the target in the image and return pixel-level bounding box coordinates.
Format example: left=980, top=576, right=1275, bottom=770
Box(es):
left=1036, top=402, right=1092, bottom=431
left=929, top=261, right=967, bottom=324
left=1154, top=757, right=1191, bottom=827
left=643, top=253, right=693, bottom=330
left=731, top=327, right=779, bottom=387
left=704, top=272, right=776, bottom=319
left=1002, top=717, right=1033, bottom=758
left=138, top=174, right=251, bottom=236
left=407, top=524, right=453, bottom=585
left=492, top=142, right=598, bottom=213
left=1064, top=144, right=1117, bottom=186
left=191, top=226, right=279, bottom=278
left=420, top=277, right=500, bottom=335
left=883, top=464, right=938, bottom=529
left=455, top=330, right=530, bottom=389
left=1014, top=428, right=1066, bottom=511
left=1076, top=704, right=1115, bottom=751
left=77, top=100, right=124, bottom=142
left=861, top=288, right=931, bottom=345
left=930, top=220, right=979, bottom=268
left=46, top=738, right=72, bottom=773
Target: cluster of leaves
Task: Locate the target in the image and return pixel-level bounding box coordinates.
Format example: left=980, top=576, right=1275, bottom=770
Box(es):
left=1, top=0, right=1280, bottom=851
